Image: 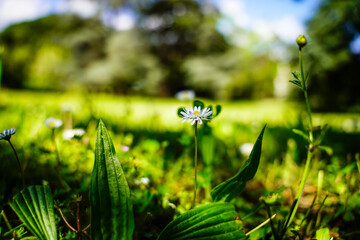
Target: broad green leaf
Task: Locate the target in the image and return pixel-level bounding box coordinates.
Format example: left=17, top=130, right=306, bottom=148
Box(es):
left=211, top=125, right=266, bottom=202
left=9, top=186, right=57, bottom=240
left=89, top=120, right=134, bottom=240
left=193, top=100, right=205, bottom=109
left=157, top=202, right=245, bottom=240
left=292, top=129, right=309, bottom=142
left=316, top=227, right=331, bottom=240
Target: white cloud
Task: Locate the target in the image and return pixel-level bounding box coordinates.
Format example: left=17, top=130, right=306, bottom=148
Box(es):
left=216, top=0, right=305, bottom=44
left=109, top=12, right=135, bottom=31
left=217, top=0, right=249, bottom=28
left=271, top=15, right=305, bottom=43
left=252, top=19, right=275, bottom=41
left=55, top=0, right=98, bottom=18
left=0, top=0, right=52, bottom=30
left=0, top=0, right=99, bottom=30
left=251, top=16, right=305, bottom=43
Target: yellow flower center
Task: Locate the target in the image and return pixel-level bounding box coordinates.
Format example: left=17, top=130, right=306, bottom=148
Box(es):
left=50, top=122, right=55, bottom=127
left=193, top=111, right=199, bottom=116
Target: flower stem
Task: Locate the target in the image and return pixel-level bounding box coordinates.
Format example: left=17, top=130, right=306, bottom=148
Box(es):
left=285, top=47, right=315, bottom=232
left=245, top=213, right=277, bottom=236
left=192, top=122, right=198, bottom=208
left=52, top=129, right=65, bottom=188
left=299, top=49, right=313, bottom=142
left=285, top=150, right=313, bottom=229
left=8, top=140, right=25, bottom=188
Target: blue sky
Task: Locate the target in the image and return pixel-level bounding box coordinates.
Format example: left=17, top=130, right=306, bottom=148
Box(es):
left=244, top=0, right=321, bottom=23
left=0, top=0, right=321, bottom=43
left=213, top=0, right=321, bottom=43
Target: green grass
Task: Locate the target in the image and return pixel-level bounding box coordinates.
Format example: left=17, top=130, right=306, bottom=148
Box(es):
left=1, top=89, right=359, bottom=133
left=0, top=89, right=359, bottom=239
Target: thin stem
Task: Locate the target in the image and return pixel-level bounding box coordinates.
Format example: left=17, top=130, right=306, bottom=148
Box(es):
left=1, top=210, right=18, bottom=239
left=263, top=202, right=280, bottom=240
left=3, top=224, right=25, bottom=237
left=77, top=199, right=81, bottom=240
left=57, top=207, right=77, bottom=233
left=52, top=129, right=65, bottom=188
left=285, top=150, right=313, bottom=229
left=245, top=214, right=277, bottom=236
left=299, top=49, right=313, bottom=142
left=192, top=121, right=198, bottom=208
left=284, top=46, right=315, bottom=232
left=82, top=224, right=90, bottom=232
left=1, top=210, right=12, bottom=231
left=8, top=140, right=25, bottom=188
left=304, top=90, right=313, bottom=142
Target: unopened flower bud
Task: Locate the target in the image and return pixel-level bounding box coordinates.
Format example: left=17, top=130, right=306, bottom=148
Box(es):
left=296, top=35, right=307, bottom=49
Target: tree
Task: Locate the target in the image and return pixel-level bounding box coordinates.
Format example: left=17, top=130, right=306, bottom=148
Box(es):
left=135, top=0, right=229, bottom=96
left=305, top=0, right=360, bottom=111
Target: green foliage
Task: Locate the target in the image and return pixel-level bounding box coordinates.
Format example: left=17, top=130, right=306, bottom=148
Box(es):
left=292, top=129, right=309, bottom=142
left=0, top=90, right=359, bottom=239
left=305, top=0, right=360, bottom=111
left=89, top=120, right=134, bottom=240
left=211, top=125, right=266, bottom=202
left=157, top=202, right=245, bottom=240
left=193, top=100, right=205, bottom=109
left=316, top=227, right=331, bottom=240
left=0, top=45, right=2, bottom=88
left=9, top=185, right=57, bottom=240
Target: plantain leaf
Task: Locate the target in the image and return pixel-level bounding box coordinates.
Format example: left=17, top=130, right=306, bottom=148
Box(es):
left=211, top=125, right=266, bottom=202
left=89, top=120, right=134, bottom=240
left=9, top=186, right=57, bottom=240
left=157, top=202, right=245, bottom=240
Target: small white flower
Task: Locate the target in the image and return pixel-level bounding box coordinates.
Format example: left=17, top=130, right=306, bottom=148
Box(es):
left=45, top=118, right=63, bottom=129
left=135, top=177, right=150, bottom=185
left=62, top=129, right=85, bottom=140
left=140, top=177, right=150, bottom=185
left=175, top=90, right=195, bottom=101
left=180, top=106, right=213, bottom=125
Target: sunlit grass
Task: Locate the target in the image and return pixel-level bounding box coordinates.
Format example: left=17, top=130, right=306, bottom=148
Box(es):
left=1, top=89, right=359, bottom=134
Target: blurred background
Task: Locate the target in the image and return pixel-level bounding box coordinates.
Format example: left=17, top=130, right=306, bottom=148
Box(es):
left=0, top=0, right=359, bottom=111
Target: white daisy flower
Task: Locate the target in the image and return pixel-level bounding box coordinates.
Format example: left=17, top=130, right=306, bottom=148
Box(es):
left=45, top=117, right=63, bottom=129
left=180, top=106, right=213, bottom=125
left=62, top=129, right=85, bottom=140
